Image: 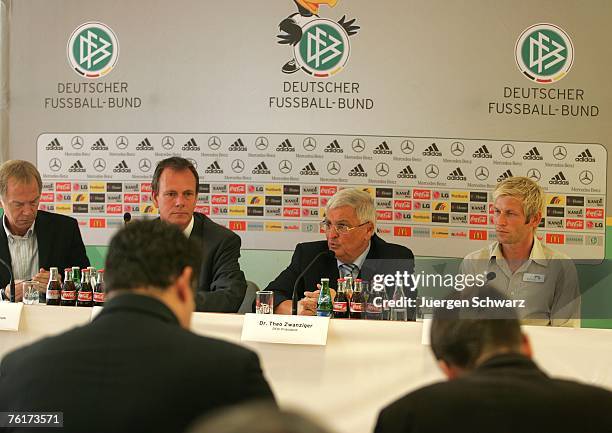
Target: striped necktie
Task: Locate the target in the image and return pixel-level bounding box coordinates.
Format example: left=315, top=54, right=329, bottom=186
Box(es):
left=339, top=263, right=359, bottom=279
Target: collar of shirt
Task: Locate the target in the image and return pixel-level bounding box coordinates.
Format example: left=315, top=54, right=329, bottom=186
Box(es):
left=3, top=214, right=36, bottom=241
left=488, top=236, right=548, bottom=268
left=336, top=241, right=371, bottom=273
left=182, top=215, right=195, bottom=238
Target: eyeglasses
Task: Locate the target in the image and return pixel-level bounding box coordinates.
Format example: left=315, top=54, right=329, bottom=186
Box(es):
left=319, top=220, right=369, bottom=234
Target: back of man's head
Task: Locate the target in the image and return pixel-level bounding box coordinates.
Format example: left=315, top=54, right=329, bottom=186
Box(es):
left=105, top=219, right=201, bottom=293
left=430, top=287, right=525, bottom=373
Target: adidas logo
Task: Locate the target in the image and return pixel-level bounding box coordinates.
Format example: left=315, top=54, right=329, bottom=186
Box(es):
left=397, top=165, right=416, bottom=179
left=299, top=162, right=319, bottom=176
left=229, top=138, right=247, bottom=151
left=204, top=161, right=223, bottom=174
left=472, top=144, right=492, bottom=158
left=422, top=143, right=442, bottom=157
left=113, top=160, right=131, bottom=173
left=549, top=171, right=569, bottom=185
left=276, top=139, right=295, bottom=152
left=373, top=141, right=392, bottom=155
left=68, top=160, right=86, bottom=173
left=182, top=138, right=200, bottom=151
left=252, top=161, right=270, bottom=175
left=497, top=169, right=513, bottom=182
left=523, top=147, right=543, bottom=161
left=575, top=148, right=595, bottom=162
left=91, top=138, right=108, bottom=151
left=136, top=137, right=154, bottom=151
left=348, top=163, right=367, bottom=177
left=447, top=167, right=466, bottom=181
left=324, top=139, right=343, bottom=153
left=46, top=138, right=63, bottom=151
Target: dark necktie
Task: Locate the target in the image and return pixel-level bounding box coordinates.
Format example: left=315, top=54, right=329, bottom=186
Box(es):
left=339, top=263, right=359, bottom=279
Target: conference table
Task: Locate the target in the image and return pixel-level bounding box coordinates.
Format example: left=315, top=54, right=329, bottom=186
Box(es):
left=1, top=306, right=611, bottom=433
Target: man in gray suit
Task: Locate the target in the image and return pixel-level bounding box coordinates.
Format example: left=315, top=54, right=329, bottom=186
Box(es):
left=152, top=157, right=246, bottom=312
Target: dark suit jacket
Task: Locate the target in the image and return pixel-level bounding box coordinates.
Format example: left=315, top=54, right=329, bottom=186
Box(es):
left=189, top=212, right=246, bottom=312
left=265, top=234, right=415, bottom=306
left=0, top=210, right=90, bottom=289
left=375, top=354, right=612, bottom=433
left=0, top=294, right=275, bottom=433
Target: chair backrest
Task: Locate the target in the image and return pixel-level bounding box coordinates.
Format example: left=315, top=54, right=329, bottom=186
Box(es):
left=238, top=280, right=259, bottom=314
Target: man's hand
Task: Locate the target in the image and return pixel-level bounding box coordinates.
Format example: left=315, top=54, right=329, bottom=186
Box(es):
left=298, top=290, right=319, bottom=315
left=32, top=268, right=51, bottom=287
left=4, top=280, right=25, bottom=302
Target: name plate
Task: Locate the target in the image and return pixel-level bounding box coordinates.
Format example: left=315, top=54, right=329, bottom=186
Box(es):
left=241, top=313, right=330, bottom=345
left=0, top=302, right=24, bottom=331
left=90, top=306, right=104, bottom=321
left=421, top=317, right=433, bottom=346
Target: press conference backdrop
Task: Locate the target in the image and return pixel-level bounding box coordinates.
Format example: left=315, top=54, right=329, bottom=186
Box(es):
left=2, top=1, right=612, bottom=324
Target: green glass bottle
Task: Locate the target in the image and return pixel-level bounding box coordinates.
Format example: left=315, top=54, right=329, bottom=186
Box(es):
left=316, top=278, right=333, bottom=317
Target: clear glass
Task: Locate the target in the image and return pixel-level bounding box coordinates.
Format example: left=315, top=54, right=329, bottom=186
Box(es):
left=22, top=281, right=40, bottom=305
left=390, top=284, right=408, bottom=321
left=255, top=290, right=274, bottom=314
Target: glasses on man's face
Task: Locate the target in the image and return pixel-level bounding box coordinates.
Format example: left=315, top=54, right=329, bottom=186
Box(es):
left=319, top=220, right=369, bottom=235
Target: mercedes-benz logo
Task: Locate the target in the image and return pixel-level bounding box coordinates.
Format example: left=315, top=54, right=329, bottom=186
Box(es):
left=451, top=141, right=465, bottom=156
left=255, top=136, right=269, bottom=150
left=161, top=136, right=175, bottom=150
left=579, top=170, right=593, bottom=185
left=208, top=136, right=221, bottom=150
left=139, top=158, right=151, bottom=172
left=231, top=159, right=245, bottom=173
left=474, top=166, right=489, bottom=181
left=279, top=160, right=292, bottom=174
left=327, top=161, right=340, bottom=175
left=49, top=158, right=62, bottom=172
left=553, top=145, right=567, bottom=160
left=425, top=164, right=439, bottom=178
left=71, top=136, right=84, bottom=150
left=187, top=158, right=198, bottom=170
left=376, top=162, right=390, bottom=177
left=303, top=137, right=317, bottom=151
left=116, top=136, right=129, bottom=150
left=527, top=168, right=541, bottom=181
left=93, top=158, right=106, bottom=172
left=400, top=139, right=414, bottom=154
left=501, top=144, right=515, bottom=158
left=352, top=138, right=365, bottom=153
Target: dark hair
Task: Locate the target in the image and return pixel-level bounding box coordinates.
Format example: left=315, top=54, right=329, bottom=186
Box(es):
left=105, top=220, right=201, bottom=293
left=151, top=157, right=199, bottom=194
left=430, top=287, right=523, bottom=369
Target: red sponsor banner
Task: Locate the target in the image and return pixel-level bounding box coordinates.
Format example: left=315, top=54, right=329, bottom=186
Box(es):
left=211, top=195, right=229, bottom=205
left=412, top=189, right=431, bottom=200
left=565, top=219, right=584, bottom=230
left=40, top=192, right=54, bottom=202
left=229, top=184, right=246, bottom=194
left=140, top=183, right=152, bottom=192
left=89, top=218, right=106, bottom=228
left=321, top=198, right=329, bottom=206
left=124, top=193, right=140, bottom=203
left=195, top=205, right=210, bottom=215
left=586, top=208, right=604, bottom=219
left=376, top=210, right=393, bottom=221
left=106, top=204, right=122, bottom=214
left=319, top=185, right=338, bottom=196
left=301, top=197, right=319, bottom=207
left=229, top=221, right=246, bottom=231
left=394, top=226, right=412, bottom=237
left=488, top=203, right=495, bottom=214
left=55, top=182, right=71, bottom=192
left=546, top=233, right=565, bottom=244
left=283, top=207, right=300, bottom=217
left=469, top=214, right=488, bottom=225
left=394, top=200, right=412, bottom=210
left=377, top=227, right=391, bottom=235
left=469, top=230, right=488, bottom=241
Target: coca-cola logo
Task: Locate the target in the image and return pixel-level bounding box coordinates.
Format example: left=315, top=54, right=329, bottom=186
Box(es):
left=123, top=193, right=140, bottom=203
left=140, top=183, right=152, bottom=192
left=78, top=291, right=93, bottom=302
left=320, top=186, right=338, bottom=196
left=469, top=215, right=488, bottom=225
left=333, top=301, right=348, bottom=312
left=55, top=182, right=71, bottom=192
left=106, top=204, right=122, bottom=214
left=283, top=208, right=300, bottom=217
left=412, top=189, right=431, bottom=200
left=229, top=184, right=246, bottom=194
left=565, top=219, right=584, bottom=230
left=211, top=195, right=229, bottom=205
left=195, top=205, right=210, bottom=215
left=350, top=302, right=363, bottom=312
left=394, top=200, right=411, bottom=210
left=301, top=197, right=319, bottom=207
left=376, top=210, right=393, bottom=221
left=40, top=192, right=54, bottom=202
left=61, top=291, right=77, bottom=301
left=586, top=208, right=604, bottom=219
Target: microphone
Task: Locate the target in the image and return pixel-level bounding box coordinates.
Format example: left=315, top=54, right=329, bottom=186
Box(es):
left=0, top=257, right=16, bottom=302
left=486, top=271, right=496, bottom=282
left=123, top=212, right=132, bottom=225
left=292, top=250, right=335, bottom=315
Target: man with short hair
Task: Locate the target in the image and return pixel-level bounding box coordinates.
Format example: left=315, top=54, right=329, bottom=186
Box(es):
left=0, top=220, right=275, bottom=433
left=0, top=160, right=89, bottom=300
left=266, top=188, right=414, bottom=315
left=152, top=157, right=246, bottom=312
left=460, top=176, right=579, bottom=326
left=374, top=288, right=612, bottom=433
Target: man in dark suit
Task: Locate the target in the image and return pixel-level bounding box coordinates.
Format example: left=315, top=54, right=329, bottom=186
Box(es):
left=374, top=288, right=612, bottom=433
left=152, top=157, right=246, bottom=312
left=266, top=188, right=414, bottom=315
left=0, top=160, right=89, bottom=300
left=0, top=220, right=275, bottom=433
